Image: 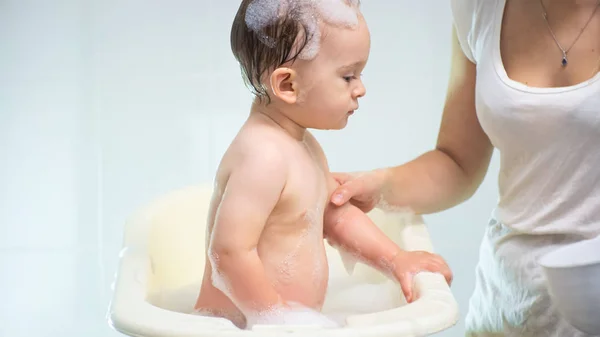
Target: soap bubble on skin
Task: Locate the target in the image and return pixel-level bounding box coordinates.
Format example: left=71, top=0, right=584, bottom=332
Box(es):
left=376, top=196, right=416, bottom=215
left=276, top=206, right=321, bottom=286
left=208, top=249, right=235, bottom=300
left=207, top=203, right=235, bottom=300
left=277, top=246, right=299, bottom=286
left=308, top=205, right=326, bottom=284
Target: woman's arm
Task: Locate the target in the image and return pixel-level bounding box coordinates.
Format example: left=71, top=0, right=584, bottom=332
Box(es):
left=333, top=26, right=493, bottom=214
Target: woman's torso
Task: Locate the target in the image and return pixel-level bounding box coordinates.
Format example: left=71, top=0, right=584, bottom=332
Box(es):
left=469, top=0, right=600, bottom=238
left=452, top=0, right=600, bottom=335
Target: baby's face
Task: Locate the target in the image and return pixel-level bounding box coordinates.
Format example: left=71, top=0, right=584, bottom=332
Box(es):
left=292, top=13, right=370, bottom=130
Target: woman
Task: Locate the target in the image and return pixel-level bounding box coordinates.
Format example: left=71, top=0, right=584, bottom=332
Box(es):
left=330, top=0, right=600, bottom=336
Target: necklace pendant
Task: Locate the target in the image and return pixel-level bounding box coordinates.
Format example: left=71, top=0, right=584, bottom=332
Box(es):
left=561, top=53, right=568, bottom=67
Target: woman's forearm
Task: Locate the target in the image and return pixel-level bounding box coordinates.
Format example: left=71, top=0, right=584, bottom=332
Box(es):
left=381, top=148, right=483, bottom=214
left=378, top=27, right=493, bottom=214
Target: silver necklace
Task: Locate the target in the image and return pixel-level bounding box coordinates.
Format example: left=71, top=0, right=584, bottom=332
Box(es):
left=539, top=0, right=600, bottom=67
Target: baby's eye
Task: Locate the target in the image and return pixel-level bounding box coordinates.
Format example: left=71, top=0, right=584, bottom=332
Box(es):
left=343, top=73, right=364, bottom=82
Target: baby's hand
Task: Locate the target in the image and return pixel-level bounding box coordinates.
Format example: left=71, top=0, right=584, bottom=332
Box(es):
left=391, top=251, right=453, bottom=303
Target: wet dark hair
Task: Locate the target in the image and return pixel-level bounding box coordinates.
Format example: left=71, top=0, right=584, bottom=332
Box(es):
left=230, top=1, right=313, bottom=103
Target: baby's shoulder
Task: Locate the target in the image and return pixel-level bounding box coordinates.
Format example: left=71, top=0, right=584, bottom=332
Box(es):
left=235, top=124, right=293, bottom=156
left=219, top=125, right=292, bottom=180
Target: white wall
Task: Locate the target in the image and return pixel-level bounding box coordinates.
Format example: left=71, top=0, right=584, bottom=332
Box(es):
left=0, top=1, right=500, bottom=336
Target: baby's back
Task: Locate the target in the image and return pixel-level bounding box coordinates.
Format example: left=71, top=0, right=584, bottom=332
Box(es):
left=195, top=114, right=332, bottom=328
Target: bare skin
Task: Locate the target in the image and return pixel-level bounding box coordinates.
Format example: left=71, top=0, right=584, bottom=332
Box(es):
left=195, top=112, right=452, bottom=328
left=195, top=114, right=332, bottom=328
left=331, top=0, right=600, bottom=214
left=195, top=12, right=452, bottom=329
left=501, top=0, right=600, bottom=88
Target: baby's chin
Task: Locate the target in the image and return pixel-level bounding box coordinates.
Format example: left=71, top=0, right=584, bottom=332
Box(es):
left=315, top=116, right=353, bottom=131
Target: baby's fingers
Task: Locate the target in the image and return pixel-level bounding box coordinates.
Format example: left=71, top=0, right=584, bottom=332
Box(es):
left=441, top=264, right=453, bottom=285
left=398, top=273, right=415, bottom=303
left=426, top=256, right=453, bottom=285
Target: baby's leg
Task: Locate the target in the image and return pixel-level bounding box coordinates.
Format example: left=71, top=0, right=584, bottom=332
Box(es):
left=191, top=307, right=246, bottom=329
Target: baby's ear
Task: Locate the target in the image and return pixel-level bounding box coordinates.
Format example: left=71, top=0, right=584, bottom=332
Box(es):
left=269, top=67, right=298, bottom=104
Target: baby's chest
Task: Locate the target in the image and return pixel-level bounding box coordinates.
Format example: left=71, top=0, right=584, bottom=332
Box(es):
left=289, top=160, right=328, bottom=203
left=282, top=159, right=329, bottom=221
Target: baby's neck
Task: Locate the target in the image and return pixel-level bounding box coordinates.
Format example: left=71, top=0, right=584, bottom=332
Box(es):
left=250, top=100, right=307, bottom=141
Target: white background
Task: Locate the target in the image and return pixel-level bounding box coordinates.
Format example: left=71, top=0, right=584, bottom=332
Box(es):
left=0, top=1, right=500, bottom=336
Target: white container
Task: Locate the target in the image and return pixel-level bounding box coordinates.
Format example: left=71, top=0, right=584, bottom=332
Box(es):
left=539, top=236, right=600, bottom=335
left=107, top=184, right=459, bottom=337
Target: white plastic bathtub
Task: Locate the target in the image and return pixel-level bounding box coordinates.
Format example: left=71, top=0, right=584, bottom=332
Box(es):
left=107, top=184, right=459, bottom=337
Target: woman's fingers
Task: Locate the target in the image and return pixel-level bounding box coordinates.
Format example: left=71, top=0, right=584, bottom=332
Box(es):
left=331, top=172, right=353, bottom=185
left=331, top=180, right=359, bottom=205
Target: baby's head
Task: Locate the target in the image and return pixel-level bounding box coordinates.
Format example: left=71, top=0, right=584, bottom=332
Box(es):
left=231, top=0, right=370, bottom=130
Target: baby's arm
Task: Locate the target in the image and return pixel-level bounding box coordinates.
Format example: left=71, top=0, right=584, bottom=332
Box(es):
left=323, top=177, right=452, bottom=302
left=208, top=146, right=287, bottom=315
left=323, top=177, right=402, bottom=275
left=301, top=131, right=451, bottom=302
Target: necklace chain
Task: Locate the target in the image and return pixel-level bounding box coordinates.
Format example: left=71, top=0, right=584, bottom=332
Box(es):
left=539, top=0, right=600, bottom=67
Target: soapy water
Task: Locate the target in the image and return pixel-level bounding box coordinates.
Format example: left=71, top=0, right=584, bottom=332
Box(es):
left=245, top=0, right=361, bottom=60
left=246, top=301, right=339, bottom=329
left=192, top=280, right=402, bottom=329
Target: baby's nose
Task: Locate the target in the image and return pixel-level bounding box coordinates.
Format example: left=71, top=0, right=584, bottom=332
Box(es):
left=353, top=82, right=366, bottom=98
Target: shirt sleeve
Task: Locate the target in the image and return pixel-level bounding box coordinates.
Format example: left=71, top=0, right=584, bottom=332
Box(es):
left=450, top=0, right=478, bottom=63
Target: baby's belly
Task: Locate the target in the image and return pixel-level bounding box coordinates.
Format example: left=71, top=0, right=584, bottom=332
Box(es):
left=263, top=244, right=329, bottom=309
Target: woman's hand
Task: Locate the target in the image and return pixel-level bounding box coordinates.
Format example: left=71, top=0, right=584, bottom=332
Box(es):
left=330, top=169, right=389, bottom=213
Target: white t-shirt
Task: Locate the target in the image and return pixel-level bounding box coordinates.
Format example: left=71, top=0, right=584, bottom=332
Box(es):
left=451, top=0, right=600, bottom=239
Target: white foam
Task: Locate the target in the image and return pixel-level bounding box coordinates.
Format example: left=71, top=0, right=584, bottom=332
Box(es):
left=207, top=250, right=232, bottom=299
left=376, top=196, right=416, bottom=215
left=246, top=301, right=339, bottom=329
left=245, top=0, right=281, bottom=48
left=244, top=0, right=361, bottom=60
left=318, top=0, right=359, bottom=27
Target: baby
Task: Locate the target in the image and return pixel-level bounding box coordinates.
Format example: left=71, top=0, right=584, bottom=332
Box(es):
left=194, top=0, right=453, bottom=329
